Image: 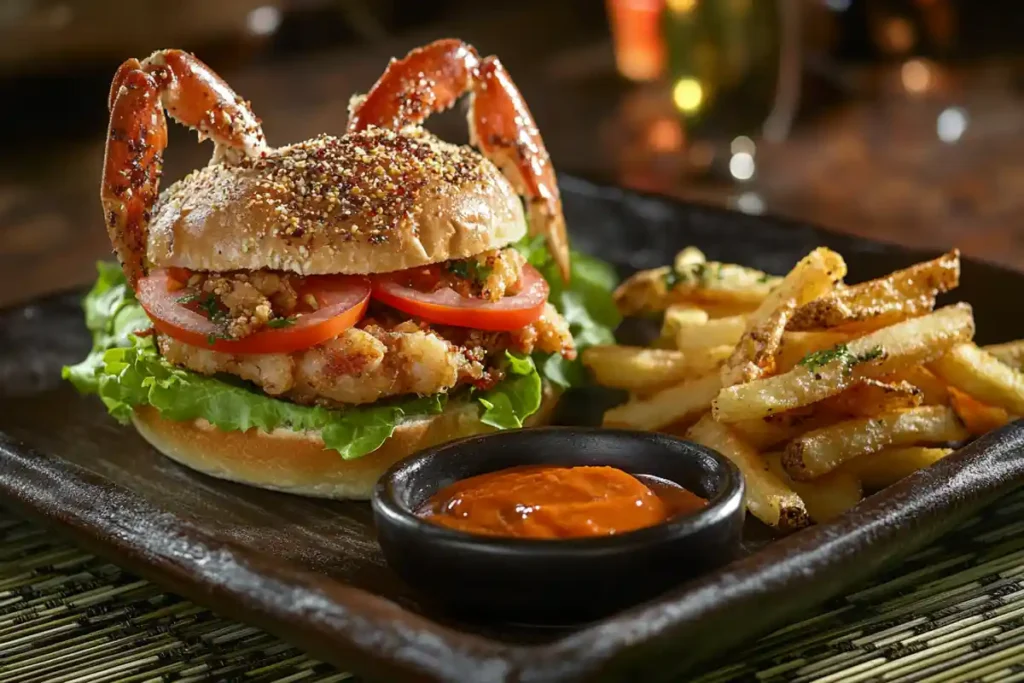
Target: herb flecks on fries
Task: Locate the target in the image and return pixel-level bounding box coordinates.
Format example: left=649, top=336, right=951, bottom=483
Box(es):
left=592, top=246, right=1021, bottom=532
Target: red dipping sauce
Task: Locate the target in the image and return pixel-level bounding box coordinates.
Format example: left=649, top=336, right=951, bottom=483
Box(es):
left=416, top=465, right=707, bottom=539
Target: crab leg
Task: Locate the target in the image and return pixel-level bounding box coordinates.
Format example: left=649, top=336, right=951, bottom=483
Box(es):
left=347, top=39, right=479, bottom=133
left=140, top=50, right=267, bottom=162
left=348, top=40, right=571, bottom=282
left=470, top=57, right=569, bottom=282
left=101, top=69, right=167, bottom=289
left=101, top=50, right=268, bottom=287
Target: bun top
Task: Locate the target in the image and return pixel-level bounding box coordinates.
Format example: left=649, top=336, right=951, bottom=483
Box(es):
left=146, top=127, right=527, bottom=275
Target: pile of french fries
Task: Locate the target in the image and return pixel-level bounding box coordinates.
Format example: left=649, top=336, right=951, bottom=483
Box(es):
left=585, top=246, right=1024, bottom=532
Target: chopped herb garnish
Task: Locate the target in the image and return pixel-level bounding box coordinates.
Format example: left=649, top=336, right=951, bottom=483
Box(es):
left=207, top=333, right=218, bottom=346
left=447, top=259, right=492, bottom=285
left=447, top=261, right=471, bottom=280
left=855, top=346, right=885, bottom=364
left=176, top=292, right=200, bottom=304
left=663, top=262, right=723, bottom=290
left=663, top=268, right=683, bottom=289
left=196, top=294, right=225, bottom=322
left=799, top=344, right=885, bottom=375
left=757, top=272, right=773, bottom=284
left=267, top=316, right=298, bottom=329
left=799, top=344, right=851, bottom=372
left=475, top=263, right=494, bottom=281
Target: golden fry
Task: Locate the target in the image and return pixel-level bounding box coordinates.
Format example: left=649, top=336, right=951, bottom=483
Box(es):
left=687, top=415, right=810, bottom=530
left=674, top=246, right=706, bottom=271
left=787, top=250, right=960, bottom=331
left=782, top=406, right=968, bottom=481
left=713, top=303, right=975, bottom=423
left=885, top=366, right=950, bottom=406
left=840, top=447, right=952, bottom=490
left=730, top=410, right=834, bottom=450
left=701, top=301, right=762, bottom=318
left=764, top=452, right=863, bottom=524
left=983, top=340, right=1024, bottom=371
left=948, top=387, right=1011, bottom=436
left=660, top=304, right=710, bottom=345
left=722, top=248, right=847, bottom=386
left=818, top=379, right=923, bottom=418
left=613, top=260, right=780, bottom=316
left=602, top=372, right=722, bottom=431
left=582, top=345, right=731, bottom=393
left=676, top=314, right=747, bottom=353
left=930, top=343, right=1024, bottom=416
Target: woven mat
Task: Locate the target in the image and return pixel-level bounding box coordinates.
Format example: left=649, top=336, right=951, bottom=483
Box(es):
left=4, top=490, right=1024, bottom=683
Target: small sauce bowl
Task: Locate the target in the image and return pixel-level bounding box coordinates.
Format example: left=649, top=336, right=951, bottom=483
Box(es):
left=371, top=428, right=745, bottom=623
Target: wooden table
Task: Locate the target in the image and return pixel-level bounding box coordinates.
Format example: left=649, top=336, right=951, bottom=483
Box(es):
left=2, top=1, right=1022, bottom=310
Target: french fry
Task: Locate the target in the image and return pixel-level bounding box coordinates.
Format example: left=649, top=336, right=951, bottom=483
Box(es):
left=730, top=410, right=834, bottom=450
left=713, top=303, right=975, bottom=423
left=948, top=386, right=1012, bottom=436
left=602, top=372, right=722, bottom=430
left=660, top=304, right=710, bottom=342
left=776, top=331, right=857, bottom=373
left=722, top=248, right=847, bottom=386
left=983, top=340, right=1024, bottom=371
left=687, top=414, right=810, bottom=530
left=818, top=379, right=923, bottom=418
left=674, top=246, right=706, bottom=272
left=581, top=345, right=731, bottom=393
left=676, top=314, right=747, bottom=353
left=764, top=453, right=863, bottom=523
left=782, top=406, right=968, bottom=481
left=787, top=250, right=960, bottom=331
left=613, top=260, right=780, bottom=316
left=731, top=379, right=921, bottom=448
left=930, top=343, right=1024, bottom=415
left=885, top=366, right=950, bottom=405
left=840, top=447, right=953, bottom=490
left=700, top=301, right=762, bottom=318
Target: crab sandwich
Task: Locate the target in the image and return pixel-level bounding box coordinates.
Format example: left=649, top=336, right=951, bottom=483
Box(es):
left=65, top=40, right=618, bottom=499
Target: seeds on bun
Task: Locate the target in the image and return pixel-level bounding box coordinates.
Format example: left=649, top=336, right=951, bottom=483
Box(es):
left=148, top=129, right=528, bottom=276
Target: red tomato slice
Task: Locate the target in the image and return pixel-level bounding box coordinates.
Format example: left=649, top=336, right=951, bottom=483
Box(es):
left=137, top=269, right=371, bottom=354
left=371, top=263, right=550, bottom=331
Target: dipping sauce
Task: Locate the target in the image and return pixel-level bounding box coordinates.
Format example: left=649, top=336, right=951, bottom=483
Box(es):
left=416, top=465, right=707, bottom=539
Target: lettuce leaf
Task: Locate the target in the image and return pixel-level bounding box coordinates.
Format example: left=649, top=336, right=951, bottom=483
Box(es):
left=478, top=352, right=543, bottom=429
left=62, top=265, right=536, bottom=459
left=515, top=235, right=621, bottom=388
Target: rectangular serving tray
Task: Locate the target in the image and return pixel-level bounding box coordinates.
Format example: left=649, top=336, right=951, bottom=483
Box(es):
left=2, top=176, right=1023, bottom=683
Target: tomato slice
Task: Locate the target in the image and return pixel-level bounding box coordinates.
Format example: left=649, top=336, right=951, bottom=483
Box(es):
left=371, top=263, right=550, bottom=331
left=137, top=269, right=371, bottom=354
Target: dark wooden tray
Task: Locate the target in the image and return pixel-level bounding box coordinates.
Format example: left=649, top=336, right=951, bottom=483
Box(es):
left=2, top=176, right=1023, bottom=683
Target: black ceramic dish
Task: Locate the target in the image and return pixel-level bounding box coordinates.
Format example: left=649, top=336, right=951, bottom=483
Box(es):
left=2, top=176, right=1024, bottom=682
left=372, top=428, right=745, bottom=623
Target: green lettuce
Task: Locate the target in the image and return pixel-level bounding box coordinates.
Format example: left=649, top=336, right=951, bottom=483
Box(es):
left=478, top=351, right=543, bottom=429
left=515, top=235, right=621, bottom=388
left=63, top=238, right=619, bottom=459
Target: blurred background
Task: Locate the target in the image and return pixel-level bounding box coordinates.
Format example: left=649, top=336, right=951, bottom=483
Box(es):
left=2, top=0, right=1024, bottom=306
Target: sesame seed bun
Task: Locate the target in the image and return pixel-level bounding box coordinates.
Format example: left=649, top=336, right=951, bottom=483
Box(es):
left=146, top=127, right=527, bottom=276
left=130, top=386, right=559, bottom=500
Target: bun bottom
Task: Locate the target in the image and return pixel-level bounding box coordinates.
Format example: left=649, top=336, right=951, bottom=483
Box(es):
left=131, top=389, right=559, bottom=500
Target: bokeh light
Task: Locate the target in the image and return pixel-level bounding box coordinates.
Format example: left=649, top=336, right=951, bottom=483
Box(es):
left=729, top=152, right=755, bottom=181
left=673, top=78, right=704, bottom=113
left=937, top=107, right=968, bottom=143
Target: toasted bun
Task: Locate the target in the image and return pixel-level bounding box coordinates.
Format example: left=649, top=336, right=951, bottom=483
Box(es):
left=147, top=127, right=526, bottom=275
left=131, top=388, right=558, bottom=500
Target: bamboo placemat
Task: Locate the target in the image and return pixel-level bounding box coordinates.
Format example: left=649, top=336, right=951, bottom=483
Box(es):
left=4, top=489, right=1024, bottom=683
